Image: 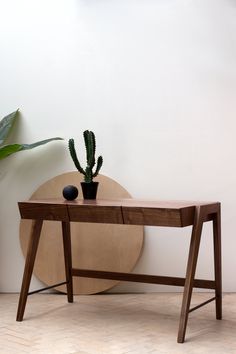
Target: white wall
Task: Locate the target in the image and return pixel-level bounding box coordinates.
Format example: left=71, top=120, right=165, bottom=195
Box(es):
left=0, top=0, right=236, bottom=292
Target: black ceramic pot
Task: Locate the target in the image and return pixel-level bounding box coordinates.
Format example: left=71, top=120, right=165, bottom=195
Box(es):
left=80, top=181, right=99, bottom=199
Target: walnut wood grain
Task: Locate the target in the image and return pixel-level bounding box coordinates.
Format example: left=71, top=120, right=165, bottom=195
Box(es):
left=213, top=204, right=222, bottom=320
left=177, top=205, right=203, bottom=343
left=16, top=220, right=43, bottom=321
left=68, top=204, right=124, bottom=224
left=62, top=221, right=73, bottom=303
left=17, top=196, right=221, bottom=344
left=177, top=202, right=221, bottom=343
left=72, top=268, right=215, bottom=289
left=18, top=201, right=69, bottom=221
left=18, top=199, right=219, bottom=227
left=122, top=206, right=195, bottom=227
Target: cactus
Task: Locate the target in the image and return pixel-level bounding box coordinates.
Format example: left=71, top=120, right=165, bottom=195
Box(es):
left=68, top=130, right=103, bottom=183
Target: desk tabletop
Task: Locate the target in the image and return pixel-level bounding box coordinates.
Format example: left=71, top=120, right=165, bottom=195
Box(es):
left=18, top=198, right=217, bottom=208
left=18, top=198, right=219, bottom=227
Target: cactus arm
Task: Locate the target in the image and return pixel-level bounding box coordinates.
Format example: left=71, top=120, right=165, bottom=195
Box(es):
left=91, top=131, right=96, bottom=167
left=93, top=155, right=103, bottom=178
left=87, top=131, right=95, bottom=167
left=83, top=130, right=91, bottom=166
left=68, top=138, right=86, bottom=175
left=84, top=130, right=95, bottom=168
left=83, top=130, right=90, bottom=166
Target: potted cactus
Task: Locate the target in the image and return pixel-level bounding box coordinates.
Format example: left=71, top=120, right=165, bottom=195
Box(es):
left=68, top=130, right=103, bottom=199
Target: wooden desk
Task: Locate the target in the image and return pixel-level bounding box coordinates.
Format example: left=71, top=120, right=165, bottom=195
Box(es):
left=16, top=198, right=221, bottom=343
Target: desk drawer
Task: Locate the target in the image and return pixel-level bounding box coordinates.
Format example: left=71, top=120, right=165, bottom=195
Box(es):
left=18, top=202, right=69, bottom=221
left=68, top=205, right=124, bottom=224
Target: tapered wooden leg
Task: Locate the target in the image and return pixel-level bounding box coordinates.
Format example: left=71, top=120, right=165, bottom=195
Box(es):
left=213, top=204, right=222, bottom=319
left=62, top=221, right=73, bottom=303
left=16, top=220, right=43, bottom=321
left=177, top=206, right=203, bottom=343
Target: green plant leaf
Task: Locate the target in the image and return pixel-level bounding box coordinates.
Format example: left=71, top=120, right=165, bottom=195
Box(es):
left=0, top=144, right=22, bottom=159
left=0, top=110, right=19, bottom=146
left=0, top=137, right=63, bottom=160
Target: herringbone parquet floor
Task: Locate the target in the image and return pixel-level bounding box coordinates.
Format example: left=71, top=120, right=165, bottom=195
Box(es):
left=0, top=293, right=235, bottom=354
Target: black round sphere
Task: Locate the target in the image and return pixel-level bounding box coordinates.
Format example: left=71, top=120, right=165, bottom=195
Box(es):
left=62, top=185, right=78, bottom=201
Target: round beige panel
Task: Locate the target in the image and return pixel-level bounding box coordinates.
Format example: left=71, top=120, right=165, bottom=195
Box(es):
left=20, top=172, right=144, bottom=294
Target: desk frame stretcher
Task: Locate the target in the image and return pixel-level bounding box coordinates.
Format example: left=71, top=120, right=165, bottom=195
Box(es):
left=16, top=199, right=221, bottom=343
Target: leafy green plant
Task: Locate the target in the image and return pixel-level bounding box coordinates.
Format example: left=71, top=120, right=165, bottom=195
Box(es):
left=0, top=110, right=63, bottom=160
left=68, top=130, right=103, bottom=183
